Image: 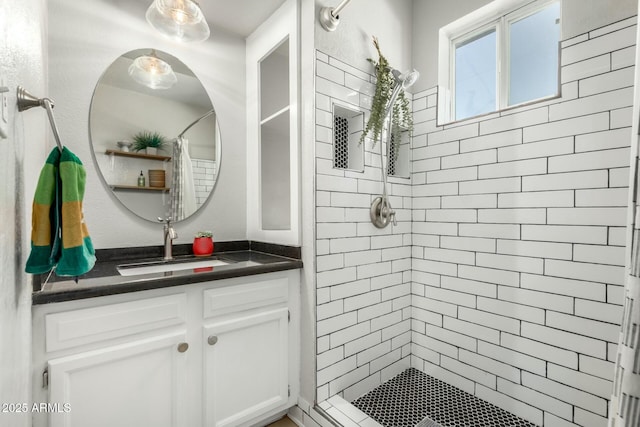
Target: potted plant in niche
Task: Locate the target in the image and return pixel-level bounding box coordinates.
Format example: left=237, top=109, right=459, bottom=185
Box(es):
left=193, top=231, right=214, bottom=256
left=132, top=130, right=167, bottom=155
left=359, top=36, right=414, bottom=160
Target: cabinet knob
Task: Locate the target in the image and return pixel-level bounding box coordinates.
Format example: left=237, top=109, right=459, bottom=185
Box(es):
left=207, top=335, right=218, bottom=346
left=177, top=342, right=189, bottom=353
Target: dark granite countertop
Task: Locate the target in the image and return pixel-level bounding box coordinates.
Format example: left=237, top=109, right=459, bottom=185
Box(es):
left=32, top=241, right=302, bottom=305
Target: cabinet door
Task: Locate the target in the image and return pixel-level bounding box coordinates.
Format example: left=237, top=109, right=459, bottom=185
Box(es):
left=203, top=308, right=288, bottom=427
left=246, top=0, right=299, bottom=246
left=47, top=332, right=188, bottom=427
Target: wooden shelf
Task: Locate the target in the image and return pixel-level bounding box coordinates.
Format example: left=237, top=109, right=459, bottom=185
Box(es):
left=105, top=149, right=171, bottom=161
left=111, top=185, right=170, bottom=192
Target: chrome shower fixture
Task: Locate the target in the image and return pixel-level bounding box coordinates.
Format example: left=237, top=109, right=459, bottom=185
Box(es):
left=319, top=0, right=353, bottom=32
left=370, top=68, right=419, bottom=229
left=394, top=68, right=420, bottom=89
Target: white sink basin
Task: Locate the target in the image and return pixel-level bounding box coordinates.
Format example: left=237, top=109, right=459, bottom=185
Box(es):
left=117, top=259, right=230, bottom=276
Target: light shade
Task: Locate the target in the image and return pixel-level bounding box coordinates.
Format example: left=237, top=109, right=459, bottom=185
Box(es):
left=128, top=51, right=178, bottom=90
left=146, top=0, right=210, bottom=42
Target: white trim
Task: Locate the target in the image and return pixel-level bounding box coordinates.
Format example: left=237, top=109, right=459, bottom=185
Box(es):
left=438, top=0, right=528, bottom=109
left=450, top=23, right=500, bottom=122
left=498, top=15, right=508, bottom=111
left=246, top=0, right=300, bottom=246
left=504, top=0, right=561, bottom=107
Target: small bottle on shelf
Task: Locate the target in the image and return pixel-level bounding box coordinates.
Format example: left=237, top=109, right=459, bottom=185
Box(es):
left=137, top=171, right=145, bottom=187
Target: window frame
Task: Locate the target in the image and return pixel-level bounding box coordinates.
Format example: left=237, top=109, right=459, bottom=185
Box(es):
left=450, top=22, right=500, bottom=122
left=438, top=0, right=561, bottom=125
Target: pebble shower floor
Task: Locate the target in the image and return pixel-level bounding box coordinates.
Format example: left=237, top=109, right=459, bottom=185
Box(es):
left=352, top=368, right=537, bottom=427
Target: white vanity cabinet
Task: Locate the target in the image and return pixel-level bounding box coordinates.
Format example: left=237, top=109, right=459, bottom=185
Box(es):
left=202, top=277, right=291, bottom=427
left=31, top=270, right=300, bottom=427
left=47, top=331, right=189, bottom=427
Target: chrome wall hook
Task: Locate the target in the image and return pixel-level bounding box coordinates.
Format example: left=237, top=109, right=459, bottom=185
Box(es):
left=17, top=86, right=63, bottom=152
left=17, top=86, right=48, bottom=111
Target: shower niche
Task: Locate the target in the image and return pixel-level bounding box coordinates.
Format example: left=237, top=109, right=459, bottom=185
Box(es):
left=247, top=0, right=300, bottom=246
left=332, top=103, right=364, bottom=172
left=387, top=126, right=410, bottom=178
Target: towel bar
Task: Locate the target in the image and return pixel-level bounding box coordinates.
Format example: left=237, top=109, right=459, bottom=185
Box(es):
left=17, top=86, right=64, bottom=153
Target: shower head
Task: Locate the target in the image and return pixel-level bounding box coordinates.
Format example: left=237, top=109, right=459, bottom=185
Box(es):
left=392, top=68, right=420, bottom=89
left=384, top=68, right=420, bottom=117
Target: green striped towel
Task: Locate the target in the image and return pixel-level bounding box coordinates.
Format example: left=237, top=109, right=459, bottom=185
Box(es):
left=25, top=147, right=95, bottom=276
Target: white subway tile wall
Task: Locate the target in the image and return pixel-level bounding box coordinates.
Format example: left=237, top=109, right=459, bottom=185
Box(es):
left=191, top=158, right=216, bottom=207
left=316, top=52, right=416, bottom=401
left=411, top=16, right=635, bottom=427
left=316, top=51, right=413, bottom=403
left=314, top=16, right=635, bottom=427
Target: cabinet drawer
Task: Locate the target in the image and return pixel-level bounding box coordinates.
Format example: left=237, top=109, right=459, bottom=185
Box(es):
left=203, top=277, right=288, bottom=318
left=45, top=294, right=187, bottom=352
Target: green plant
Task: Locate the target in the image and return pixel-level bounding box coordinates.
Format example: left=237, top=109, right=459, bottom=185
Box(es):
left=131, top=130, right=166, bottom=151
left=359, top=37, right=413, bottom=153
left=194, top=231, right=213, bottom=238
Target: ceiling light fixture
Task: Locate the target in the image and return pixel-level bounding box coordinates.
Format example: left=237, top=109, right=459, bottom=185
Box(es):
left=146, top=0, right=210, bottom=42
left=128, top=50, right=178, bottom=90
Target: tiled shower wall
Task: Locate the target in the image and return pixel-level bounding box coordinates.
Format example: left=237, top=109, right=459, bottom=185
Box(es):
left=191, top=158, right=217, bottom=206
left=315, top=51, right=414, bottom=403
left=410, top=17, right=636, bottom=427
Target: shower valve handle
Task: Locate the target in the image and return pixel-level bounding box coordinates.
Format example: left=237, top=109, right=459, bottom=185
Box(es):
left=389, top=209, right=397, bottom=226
left=371, top=196, right=396, bottom=229
left=382, top=200, right=397, bottom=226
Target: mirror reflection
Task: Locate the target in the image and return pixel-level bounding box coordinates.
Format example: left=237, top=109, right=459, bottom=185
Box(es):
left=89, top=48, right=220, bottom=222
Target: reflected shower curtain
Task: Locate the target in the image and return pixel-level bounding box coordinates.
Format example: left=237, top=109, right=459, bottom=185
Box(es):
left=171, top=136, right=197, bottom=220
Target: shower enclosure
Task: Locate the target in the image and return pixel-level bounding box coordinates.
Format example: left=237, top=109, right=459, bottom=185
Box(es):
left=311, top=1, right=636, bottom=426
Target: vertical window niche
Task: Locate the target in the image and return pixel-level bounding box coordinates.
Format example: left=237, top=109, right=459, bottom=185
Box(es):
left=260, top=39, right=290, bottom=231
left=332, top=104, right=364, bottom=172
left=387, top=127, right=410, bottom=178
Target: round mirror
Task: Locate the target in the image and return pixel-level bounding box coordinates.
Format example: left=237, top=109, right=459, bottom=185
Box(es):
left=89, top=48, right=221, bottom=222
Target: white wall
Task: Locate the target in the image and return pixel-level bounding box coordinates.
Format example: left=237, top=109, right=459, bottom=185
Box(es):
left=48, top=0, right=246, bottom=248
left=315, top=0, right=413, bottom=78
left=412, top=0, right=492, bottom=92
left=563, top=0, right=638, bottom=39
left=0, top=0, right=46, bottom=424
left=412, top=0, right=640, bottom=91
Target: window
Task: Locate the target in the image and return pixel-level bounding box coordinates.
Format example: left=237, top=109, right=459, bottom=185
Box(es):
left=439, top=0, right=561, bottom=123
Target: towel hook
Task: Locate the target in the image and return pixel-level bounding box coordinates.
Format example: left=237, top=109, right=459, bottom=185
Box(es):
left=17, top=86, right=64, bottom=153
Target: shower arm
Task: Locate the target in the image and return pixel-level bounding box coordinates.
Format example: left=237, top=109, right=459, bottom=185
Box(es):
left=319, top=0, right=353, bottom=32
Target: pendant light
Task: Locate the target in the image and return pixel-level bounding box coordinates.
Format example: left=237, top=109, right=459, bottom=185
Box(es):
left=146, top=0, right=210, bottom=42
left=128, top=50, right=178, bottom=90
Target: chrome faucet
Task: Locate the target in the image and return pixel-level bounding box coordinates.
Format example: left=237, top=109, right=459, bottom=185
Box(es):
left=158, top=217, right=177, bottom=261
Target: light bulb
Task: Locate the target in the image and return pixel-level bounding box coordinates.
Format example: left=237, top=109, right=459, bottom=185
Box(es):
left=146, top=0, right=210, bottom=42
left=128, top=52, right=177, bottom=90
